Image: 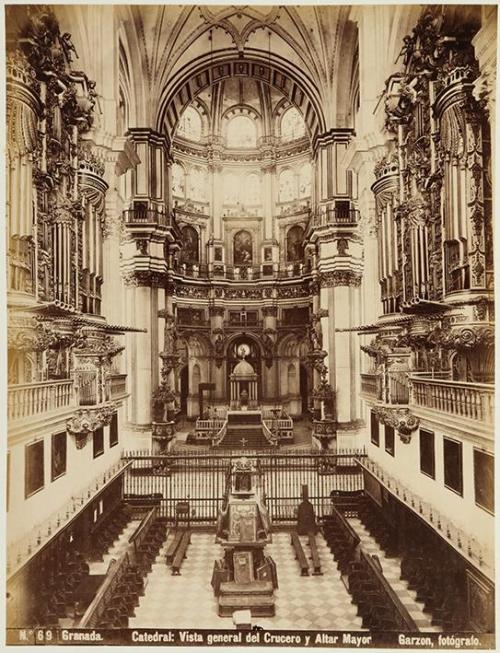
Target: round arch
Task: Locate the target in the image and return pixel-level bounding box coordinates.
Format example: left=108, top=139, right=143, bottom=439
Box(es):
left=156, top=55, right=326, bottom=144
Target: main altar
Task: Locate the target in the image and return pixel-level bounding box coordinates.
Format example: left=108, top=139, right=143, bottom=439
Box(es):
left=211, top=458, right=277, bottom=616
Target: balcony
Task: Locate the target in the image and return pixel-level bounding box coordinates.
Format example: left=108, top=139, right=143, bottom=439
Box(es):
left=123, top=207, right=178, bottom=231
left=308, top=207, right=359, bottom=230
left=409, top=373, right=494, bottom=429
left=76, top=370, right=129, bottom=406
left=360, top=371, right=409, bottom=405
left=8, top=379, right=76, bottom=422
left=172, top=262, right=312, bottom=281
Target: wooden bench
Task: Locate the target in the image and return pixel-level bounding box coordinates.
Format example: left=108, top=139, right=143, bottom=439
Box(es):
left=308, top=532, right=322, bottom=575
left=128, top=508, right=160, bottom=572
left=349, top=550, right=418, bottom=632
left=171, top=531, right=191, bottom=575
left=290, top=531, right=309, bottom=576
left=165, top=530, right=185, bottom=565
left=322, top=506, right=361, bottom=575
left=79, top=553, right=131, bottom=628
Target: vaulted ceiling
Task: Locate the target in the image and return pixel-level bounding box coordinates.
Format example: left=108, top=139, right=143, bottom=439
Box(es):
left=115, top=5, right=358, bottom=136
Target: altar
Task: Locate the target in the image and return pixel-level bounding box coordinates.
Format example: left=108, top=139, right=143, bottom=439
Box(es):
left=230, top=349, right=258, bottom=410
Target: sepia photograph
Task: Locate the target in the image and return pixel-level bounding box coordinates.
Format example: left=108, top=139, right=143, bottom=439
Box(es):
left=4, top=2, right=496, bottom=649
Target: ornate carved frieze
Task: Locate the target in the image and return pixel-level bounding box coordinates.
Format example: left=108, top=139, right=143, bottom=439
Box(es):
left=306, top=349, right=328, bottom=376
left=6, top=55, right=41, bottom=156
left=372, top=406, right=419, bottom=442
left=152, top=421, right=175, bottom=440
left=276, top=283, right=310, bottom=299
left=122, top=270, right=167, bottom=287
left=8, top=317, right=56, bottom=352
left=66, top=403, right=117, bottom=445
left=428, top=323, right=494, bottom=350
left=319, top=270, right=362, bottom=288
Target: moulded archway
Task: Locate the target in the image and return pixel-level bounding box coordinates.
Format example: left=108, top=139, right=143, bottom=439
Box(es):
left=157, top=56, right=326, bottom=145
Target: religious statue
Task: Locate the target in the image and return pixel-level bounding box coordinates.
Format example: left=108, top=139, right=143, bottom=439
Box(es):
left=240, top=388, right=249, bottom=408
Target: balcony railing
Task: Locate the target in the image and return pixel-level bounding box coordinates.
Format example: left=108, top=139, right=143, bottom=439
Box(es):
left=309, top=207, right=359, bottom=229
left=123, top=207, right=176, bottom=229
left=8, top=379, right=76, bottom=421
left=77, top=370, right=101, bottom=406
left=409, top=375, right=494, bottom=423
left=172, top=262, right=312, bottom=281
left=8, top=372, right=128, bottom=422
left=387, top=373, right=410, bottom=405
left=360, top=371, right=408, bottom=405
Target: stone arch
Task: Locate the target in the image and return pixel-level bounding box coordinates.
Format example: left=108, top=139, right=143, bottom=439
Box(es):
left=157, top=56, right=326, bottom=144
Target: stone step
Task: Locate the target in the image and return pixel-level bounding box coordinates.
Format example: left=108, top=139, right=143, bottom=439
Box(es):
left=220, top=581, right=274, bottom=596
left=218, top=594, right=275, bottom=617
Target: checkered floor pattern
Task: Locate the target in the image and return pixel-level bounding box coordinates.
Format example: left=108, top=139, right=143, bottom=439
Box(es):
left=347, top=518, right=442, bottom=632
left=130, top=531, right=364, bottom=631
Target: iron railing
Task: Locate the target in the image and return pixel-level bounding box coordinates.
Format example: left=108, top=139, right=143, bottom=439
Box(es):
left=122, top=450, right=366, bottom=525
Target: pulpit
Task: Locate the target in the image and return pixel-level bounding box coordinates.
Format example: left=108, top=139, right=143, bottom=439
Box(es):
left=212, top=458, right=277, bottom=617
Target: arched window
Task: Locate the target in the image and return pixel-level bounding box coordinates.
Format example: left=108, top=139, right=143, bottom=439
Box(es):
left=180, top=225, right=199, bottom=264
left=172, top=163, right=185, bottom=198
left=281, top=107, right=306, bottom=142
left=299, top=163, right=311, bottom=198
left=279, top=169, right=295, bottom=202
left=223, top=173, right=239, bottom=204
left=226, top=115, right=257, bottom=148
left=233, top=230, right=253, bottom=265
left=188, top=166, right=207, bottom=202
left=286, top=225, right=305, bottom=262
left=245, top=173, right=261, bottom=205
left=177, top=107, right=202, bottom=141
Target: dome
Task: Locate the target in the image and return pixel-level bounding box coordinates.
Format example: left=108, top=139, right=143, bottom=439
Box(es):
left=233, top=358, right=255, bottom=377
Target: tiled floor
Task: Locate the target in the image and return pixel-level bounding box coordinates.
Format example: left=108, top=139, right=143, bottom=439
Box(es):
left=130, top=531, right=364, bottom=631
left=347, top=518, right=442, bottom=632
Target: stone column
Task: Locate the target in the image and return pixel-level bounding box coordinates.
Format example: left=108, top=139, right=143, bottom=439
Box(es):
left=262, top=305, right=278, bottom=404
left=209, top=162, right=224, bottom=240
left=261, top=162, right=276, bottom=241
left=319, top=271, right=363, bottom=425
left=123, top=273, right=164, bottom=432
left=209, top=305, right=226, bottom=405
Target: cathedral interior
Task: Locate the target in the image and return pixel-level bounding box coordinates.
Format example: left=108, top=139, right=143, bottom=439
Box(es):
left=5, top=4, right=496, bottom=638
